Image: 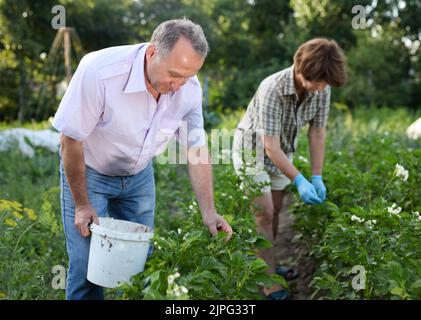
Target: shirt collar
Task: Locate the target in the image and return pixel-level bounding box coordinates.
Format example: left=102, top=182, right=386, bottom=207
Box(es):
left=123, top=43, right=148, bottom=94
left=283, top=65, right=296, bottom=96
left=282, top=65, right=319, bottom=97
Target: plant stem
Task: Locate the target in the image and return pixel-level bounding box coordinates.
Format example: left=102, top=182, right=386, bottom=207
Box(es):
left=380, top=173, right=396, bottom=199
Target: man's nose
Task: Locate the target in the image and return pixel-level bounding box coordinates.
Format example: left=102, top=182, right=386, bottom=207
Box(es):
left=171, top=82, right=181, bottom=91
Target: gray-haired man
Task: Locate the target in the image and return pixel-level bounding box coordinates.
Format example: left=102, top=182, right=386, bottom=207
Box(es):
left=52, top=18, right=233, bottom=300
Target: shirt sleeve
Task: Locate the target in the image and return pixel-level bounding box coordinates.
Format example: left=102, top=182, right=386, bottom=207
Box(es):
left=176, top=86, right=207, bottom=149
left=52, top=53, right=104, bottom=141
left=310, top=86, right=331, bottom=128
left=256, top=80, right=283, bottom=136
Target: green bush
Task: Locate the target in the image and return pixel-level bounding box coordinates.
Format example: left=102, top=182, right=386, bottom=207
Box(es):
left=290, top=106, right=421, bottom=300
left=117, top=164, right=286, bottom=300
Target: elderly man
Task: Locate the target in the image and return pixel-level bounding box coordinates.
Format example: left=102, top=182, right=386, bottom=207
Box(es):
left=53, top=18, right=232, bottom=300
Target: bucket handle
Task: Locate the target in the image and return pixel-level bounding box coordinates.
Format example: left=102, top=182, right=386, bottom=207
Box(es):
left=88, top=221, right=101, bottom=232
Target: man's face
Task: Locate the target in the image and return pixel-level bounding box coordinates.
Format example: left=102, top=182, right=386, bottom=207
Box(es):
left=296, top=73, right=328, bottom=92
left=145, top=37, right=205, bottom=94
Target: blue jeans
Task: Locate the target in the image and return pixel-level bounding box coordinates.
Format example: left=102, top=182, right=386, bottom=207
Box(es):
left=59, top=160, right=155, bottom=300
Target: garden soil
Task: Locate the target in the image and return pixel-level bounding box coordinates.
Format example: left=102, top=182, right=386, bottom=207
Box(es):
left=274, top=192, right=315, bottom=300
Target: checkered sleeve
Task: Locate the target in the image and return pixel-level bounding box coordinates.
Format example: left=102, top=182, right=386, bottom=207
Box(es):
left=256, top=80, right=282, bottom=136
left=310, top=86, right=331, bottom=128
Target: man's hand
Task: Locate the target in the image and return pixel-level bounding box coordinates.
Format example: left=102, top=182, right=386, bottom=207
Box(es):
left=74, top=204, right=99, bottom=237
left=311, top=175, right=326, bottom=201
left=186, top=146, right=233, bottom=241
left=294, top=173, right=322, bottom=205
left=202, top=211, right=233, bottom=241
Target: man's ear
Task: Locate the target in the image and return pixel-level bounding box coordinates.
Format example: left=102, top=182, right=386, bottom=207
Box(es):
left=145, top=44, right=156, bottom=62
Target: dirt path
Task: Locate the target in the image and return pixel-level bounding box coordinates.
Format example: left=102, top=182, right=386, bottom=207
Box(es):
left=274, top=192, right=315, bottom=300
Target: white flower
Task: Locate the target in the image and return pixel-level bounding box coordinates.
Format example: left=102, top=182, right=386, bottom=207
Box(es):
left=174, top=272, right=181, bottom=279
left=412, top=211, right=421, bottom=221
left=394, top=164, right=409, bottom=182
left=167, top=275, right=175, bottom=285
left=180, top=285, right=188, bottom=294
left=387, top=203, right=402, bottom=216
left=298, top=155, right=309, bottom=163
left=177, top=228, right=182, bottom=235
left=158, top=246, right=162, bottom=250
left=351, top=215, right=365, bottom=223
left=365, top=219, right=377, bottom=228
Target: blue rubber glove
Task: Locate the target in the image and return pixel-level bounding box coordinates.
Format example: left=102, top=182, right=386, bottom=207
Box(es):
left=293, top=173, right=322, bottom=205
left=311, top=175, right=326, bottom=201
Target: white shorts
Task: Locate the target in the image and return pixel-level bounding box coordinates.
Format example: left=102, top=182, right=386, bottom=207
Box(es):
left=232, top=131, right=293, bottom=193
left=250, top=164, right=293, bottom=193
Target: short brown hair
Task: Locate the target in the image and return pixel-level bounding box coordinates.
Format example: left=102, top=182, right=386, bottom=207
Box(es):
left=293, top=38, right=347, bottom=87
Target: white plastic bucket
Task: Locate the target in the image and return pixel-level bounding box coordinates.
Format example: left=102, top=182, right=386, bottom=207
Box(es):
left=87, top=217, right=153, bottom=288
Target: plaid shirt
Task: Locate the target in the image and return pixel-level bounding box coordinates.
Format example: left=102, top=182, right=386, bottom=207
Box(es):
left=234, top=65, right=331, bottom=174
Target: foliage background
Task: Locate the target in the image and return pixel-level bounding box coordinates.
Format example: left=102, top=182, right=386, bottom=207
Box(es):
left=0, top=0, right=420, bottom=123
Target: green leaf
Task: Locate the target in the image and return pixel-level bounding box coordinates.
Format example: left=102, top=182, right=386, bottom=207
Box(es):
left=272, top=274, right=288, bottom=288
left=254, top=235, right=272, bottom=249
left=223, top=214, right=234, bottom=224
left=390, top=287, right=404, bottom=297
left=411, top=280, right=421, bottom=289
left=250, top=258, right=268, bottom=272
